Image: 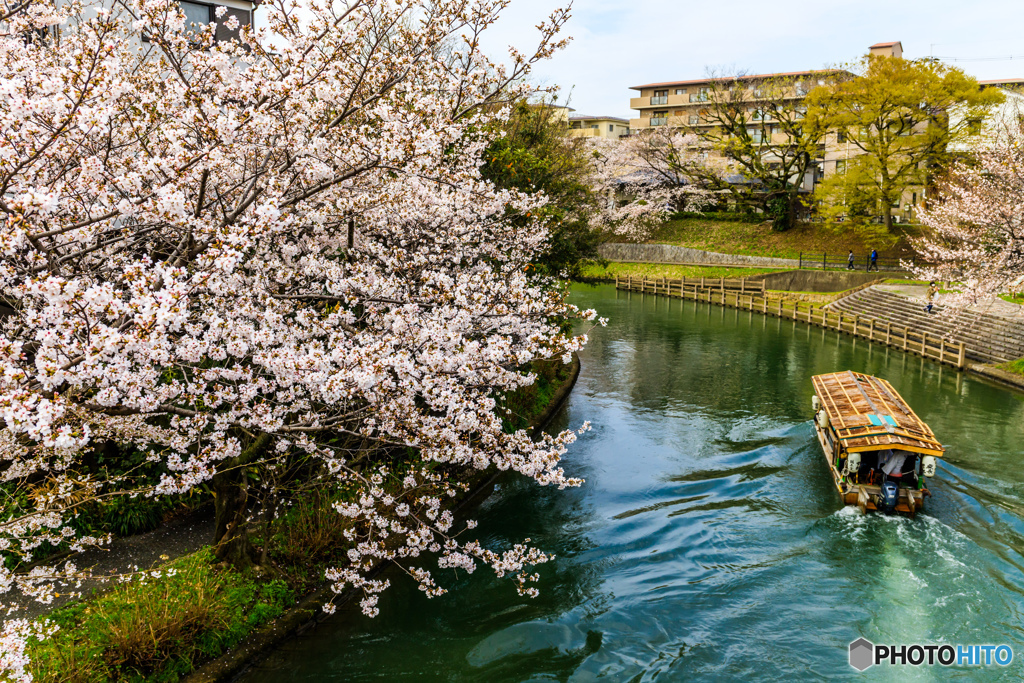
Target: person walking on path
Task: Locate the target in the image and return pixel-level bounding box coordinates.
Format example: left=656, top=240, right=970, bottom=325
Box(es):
left=925, top=281, right=938, bottom=313
left=847, top=250, right=855, bottom=270
left=869, top=249, right=878, bottom=272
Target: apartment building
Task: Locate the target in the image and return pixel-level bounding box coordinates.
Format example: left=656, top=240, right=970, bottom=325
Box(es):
left=568, top=115, right=630, bottom=139
left=623, top=41, right=993, bottom=222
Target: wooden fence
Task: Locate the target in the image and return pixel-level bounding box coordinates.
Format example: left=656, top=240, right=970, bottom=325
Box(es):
left=616, top=277, right=967, bottom=370
left=620, top=275, right=766, bottom=295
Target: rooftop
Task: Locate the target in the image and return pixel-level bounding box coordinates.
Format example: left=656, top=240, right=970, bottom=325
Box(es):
left=869, top=41, right=901, bottom=48
left=569, top=114, right=630, bottom=123
left=630, top=69, right=846, bottom=91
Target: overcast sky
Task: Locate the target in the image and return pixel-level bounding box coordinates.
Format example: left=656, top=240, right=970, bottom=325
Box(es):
left=484, top=0, right=1024, bottom=120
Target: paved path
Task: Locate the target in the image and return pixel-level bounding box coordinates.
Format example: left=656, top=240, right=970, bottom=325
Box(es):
left=4, top=509, right=215, bottom=623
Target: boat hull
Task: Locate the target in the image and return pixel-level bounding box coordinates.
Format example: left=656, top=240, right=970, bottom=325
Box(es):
left=813, top=420, right=925, bottom=517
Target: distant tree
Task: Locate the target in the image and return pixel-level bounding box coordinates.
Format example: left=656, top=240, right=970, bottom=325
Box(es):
left=806, top=55, right=1004, bottom=232
left=586, top=128, right=721, bottom=240
left=481, top=101, right=601, bottom=279
left=913, top=122, right=1024, bottom=307
left=685, top=73, right=831, bottom=231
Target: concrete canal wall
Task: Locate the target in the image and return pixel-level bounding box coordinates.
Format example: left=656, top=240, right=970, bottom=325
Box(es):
left=747, top=270, right=884, bottom=293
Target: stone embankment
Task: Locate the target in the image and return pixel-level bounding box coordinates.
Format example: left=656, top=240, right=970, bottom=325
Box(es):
left=598, top=243, right=801, bottom=269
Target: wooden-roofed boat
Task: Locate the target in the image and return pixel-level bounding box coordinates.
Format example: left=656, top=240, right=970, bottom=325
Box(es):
left=810, top=371, right=943, bottom=516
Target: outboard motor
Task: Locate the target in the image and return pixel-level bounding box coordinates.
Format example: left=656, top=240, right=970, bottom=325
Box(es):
left=880, top=481, right=899, bottom=514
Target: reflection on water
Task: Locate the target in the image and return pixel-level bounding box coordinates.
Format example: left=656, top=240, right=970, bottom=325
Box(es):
left=242, top=285, right=1024, bottom=681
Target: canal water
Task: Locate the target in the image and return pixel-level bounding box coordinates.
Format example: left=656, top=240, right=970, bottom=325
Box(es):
left=242, top=284, right=1024, bottom=681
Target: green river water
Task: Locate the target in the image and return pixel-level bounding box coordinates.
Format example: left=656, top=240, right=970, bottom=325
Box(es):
left=242, top=284, right=1024, bottom=681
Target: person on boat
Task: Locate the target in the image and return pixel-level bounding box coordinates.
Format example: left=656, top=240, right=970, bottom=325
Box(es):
left=878, top=448, right=907, bottom=484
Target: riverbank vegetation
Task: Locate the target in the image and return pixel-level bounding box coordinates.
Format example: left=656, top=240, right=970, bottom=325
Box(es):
left=19, top=358, right=578, bottom=683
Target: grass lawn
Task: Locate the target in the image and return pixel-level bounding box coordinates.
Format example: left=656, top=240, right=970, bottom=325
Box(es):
left=645, top=218, right=922, bottom=260
left=1000, top=293, right=1024, bottom=306
left=997, top=358, right=1024, bottom=378
left=579, top=262, right=785, bottom=280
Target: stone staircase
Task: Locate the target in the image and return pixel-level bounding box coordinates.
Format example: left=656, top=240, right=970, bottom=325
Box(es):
left=829, top=287, right=1024, bottom=365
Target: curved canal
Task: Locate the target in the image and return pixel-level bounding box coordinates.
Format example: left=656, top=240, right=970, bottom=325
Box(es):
left=243, top=284, right=1024, bottom=681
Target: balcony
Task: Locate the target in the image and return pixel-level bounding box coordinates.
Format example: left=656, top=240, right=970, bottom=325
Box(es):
left=689, top=93, right=708, bottom=103
left=650, top=117, right=668, bottom=127
left=650, top=96, right=668, bottom=105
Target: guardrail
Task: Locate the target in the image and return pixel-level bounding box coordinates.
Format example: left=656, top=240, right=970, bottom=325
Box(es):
left=615, top=277, right=967, bottom=369
left=797, top=252, right=918, bottom=272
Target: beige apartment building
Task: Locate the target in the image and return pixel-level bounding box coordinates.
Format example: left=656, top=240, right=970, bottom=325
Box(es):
left=569, top=115, right=630, bottom=139
left=624, top=41, right=958, bottom=221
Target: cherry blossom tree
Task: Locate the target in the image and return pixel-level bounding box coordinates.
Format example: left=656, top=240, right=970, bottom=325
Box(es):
left=0, top=0, right=597, bottom=672
left=587, top=127, right=721, bottom=240
left=913, top=118, right=1024, bottom=306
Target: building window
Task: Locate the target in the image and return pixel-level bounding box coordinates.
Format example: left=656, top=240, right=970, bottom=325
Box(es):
left=967, top=118, right=983, bottom=136
left=689, top=87, right=709, bottom=103
left=176, top=1, right=251, bottom=42
left=651, top=111, right=668, bottom=126
left=180, top=0, right=211, bottom=28
left=836, top=130, right=847, bottom=143
left=748, top=127, right=763, bottom=143
left=689, top=116, right=699, bottom=125
left=652, top=90, right=668, bottom=105
left=609, top=124, right=614, bottom=132
left=835, top=159, right=846, bottom=175
left=591, top=124, right=599, bottom=129
left=675, top=88, right=686, bottom=95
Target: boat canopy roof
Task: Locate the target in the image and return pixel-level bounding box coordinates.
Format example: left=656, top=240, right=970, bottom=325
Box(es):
left=811, top=371, right=944, bottom=457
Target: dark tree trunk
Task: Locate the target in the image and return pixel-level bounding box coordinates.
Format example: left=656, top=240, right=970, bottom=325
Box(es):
left=212, top=467, right=255, bottom=569
left=210, top=431, right=272, bottom=569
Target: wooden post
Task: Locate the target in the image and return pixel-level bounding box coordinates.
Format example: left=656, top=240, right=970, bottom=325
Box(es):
left=823, top=252, right=827, bottom=271
left=778, top=299, right=782, bottom=317
left=957, top=342, right=966, bottom=369
left=940, top=337, right=946, bottom=365
left=869, top=319, right=875, bottom=341
left=701, top=276, right=705, bottom=289
left=615, top=275, right=619, bottom=288
left=885, top=322, right=891, bottom=345
left=922, top=332, right=929, bottom=358
left=903, top=327, right=908, bottom=351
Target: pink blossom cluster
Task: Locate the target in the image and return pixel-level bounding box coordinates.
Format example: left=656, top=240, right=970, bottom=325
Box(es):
left=914, top=119, right=1024, bottom=305
left=586, top=129, right=724, bottom=240
left=0, top=0, right=592, bottom=668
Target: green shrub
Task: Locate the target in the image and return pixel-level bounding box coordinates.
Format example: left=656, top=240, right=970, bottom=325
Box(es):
left=100, top=495, right=168, bottom=537
left=27, top=548, right=294, bottom=683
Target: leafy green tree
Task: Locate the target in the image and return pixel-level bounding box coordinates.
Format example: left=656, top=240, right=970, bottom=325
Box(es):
left=806, top=55, right=1004, bottom=232
left=686, top=73, right=831, bottom=231
left=481, top=101, right=601, bottom=278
